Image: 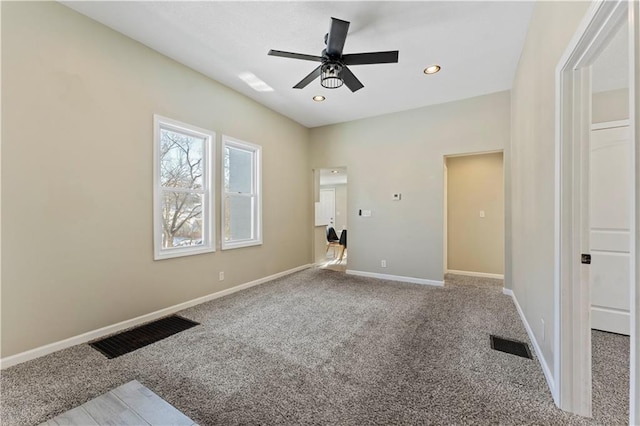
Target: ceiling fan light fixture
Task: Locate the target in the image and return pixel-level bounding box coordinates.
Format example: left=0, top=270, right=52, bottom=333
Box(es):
left=424, top=64, right=441, bottom=75
left=320, top=62, right=344, bottom=89
left=313, top=95, right=326, bottom=102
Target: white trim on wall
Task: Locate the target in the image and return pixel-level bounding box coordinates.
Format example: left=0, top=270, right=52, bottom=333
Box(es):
left=346, top=269, right=444, bottom=287
left=554, top=0, right=637, bottom=419
left=591, top=119, right=630, bottom=130
left=443, top=159, right=448, bottom=275
left=220, top=135, right=263, bottom=250
left=446, top=269, right=504, bottom=280
left=0, top=264, right=311, bottom=370
left=504, top=288, right=556, bottom=398
left=153, top=114, right=216, bottom=260
left=629, top=1, right=639, bottom=421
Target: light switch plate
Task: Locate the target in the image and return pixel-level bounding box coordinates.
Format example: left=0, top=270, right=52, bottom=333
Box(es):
left=362, top=210, right=372, bottom=217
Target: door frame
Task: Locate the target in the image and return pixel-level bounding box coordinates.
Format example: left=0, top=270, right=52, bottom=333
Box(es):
left=443, top=160, right=448, bottom=274
left=555, top=0, right=639, bottom=419
left=312, top=167, right=348, bottom=266
left=442, top=150, right=505, bottom=280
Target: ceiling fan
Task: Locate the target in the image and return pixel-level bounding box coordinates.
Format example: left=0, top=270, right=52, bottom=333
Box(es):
left=268, top=17, right=399, bottom=93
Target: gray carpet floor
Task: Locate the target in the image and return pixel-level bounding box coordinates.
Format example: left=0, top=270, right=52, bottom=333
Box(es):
left=0, top=269, right=629, bottom=425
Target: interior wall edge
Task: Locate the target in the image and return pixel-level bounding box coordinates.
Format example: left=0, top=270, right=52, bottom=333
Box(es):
left=507, top=288, right=557, bottom=404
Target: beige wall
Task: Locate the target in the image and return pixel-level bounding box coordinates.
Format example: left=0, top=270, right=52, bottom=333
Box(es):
left=447, top=153, right=504, bottom=275
left=309, top=91, right=510, bottom=281
left=510, top=1, right=590, bottom=369
left=1, top=2, right=311, bottom=357
left=593, top=88, right=629, bottom=123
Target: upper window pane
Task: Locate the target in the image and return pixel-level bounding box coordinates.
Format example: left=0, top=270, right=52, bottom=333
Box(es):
left=160, top=127, right=204, bottom=189
left=224, top=146, right=253, bottom=194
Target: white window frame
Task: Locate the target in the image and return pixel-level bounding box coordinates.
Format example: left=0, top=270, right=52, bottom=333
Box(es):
left=153, top=115, right=215, bottom=260
left=221, top=135, right=262, bottom=250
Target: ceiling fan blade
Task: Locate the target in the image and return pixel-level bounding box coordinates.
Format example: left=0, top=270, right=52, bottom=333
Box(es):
left=326, top=18, right=350, bottom=57
left=342, top=51, right=399, bottom=65
left=293, top=65, right=322, bottom=89
left=341, top=66, right=364, bottom=92
left=268, top=50, right=323, bottom=62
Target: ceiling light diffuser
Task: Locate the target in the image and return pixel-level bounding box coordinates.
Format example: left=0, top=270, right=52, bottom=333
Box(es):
left=238, top=72, right=274, bottom=92
left=313, top=95, right=326, bottom=102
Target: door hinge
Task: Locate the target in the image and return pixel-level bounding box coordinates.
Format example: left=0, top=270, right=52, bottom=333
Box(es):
left=581, top=253, right=591, bottom=265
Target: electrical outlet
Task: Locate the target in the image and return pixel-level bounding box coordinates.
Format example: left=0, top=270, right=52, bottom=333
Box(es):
left=219, top=271, right=224, bottom=281
left=479, top=210, right=485, bottom=218
left=541, top=318, right=545, bottom=342
left=381, top=260, right=387, bottom=268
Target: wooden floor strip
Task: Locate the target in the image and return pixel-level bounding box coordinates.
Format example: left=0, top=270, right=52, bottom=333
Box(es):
left=39, top=380, right=195, bottom=426
left=82, top=392, right=149, bottom=425
left=112, top=380, right=194, bottom=425
left=41, top=406, right=99, bottom=425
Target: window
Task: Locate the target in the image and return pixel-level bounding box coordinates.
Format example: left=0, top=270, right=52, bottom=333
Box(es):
left=222, top=136, right=262, bottom=249
left=154, top=115, right=215, bottom=260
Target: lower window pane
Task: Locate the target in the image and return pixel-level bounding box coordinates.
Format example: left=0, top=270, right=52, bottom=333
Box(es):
left=224, top=196, right=253, bottom=241
left=162, top=191, right=204, bottom=248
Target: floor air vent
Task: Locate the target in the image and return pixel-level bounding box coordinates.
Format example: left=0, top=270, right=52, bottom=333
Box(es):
left=490, top=335, right=533, bottom=359
left=90, top=315, right=199, bottom=359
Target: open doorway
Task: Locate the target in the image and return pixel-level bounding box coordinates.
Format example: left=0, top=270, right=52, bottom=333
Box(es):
left=589, top=19, right=630, bottom=423
left=555, top=1, right=638, bottom=421
left=314, top=167, right=348, bottom=272
left=444, top=151, right=505, bottom=286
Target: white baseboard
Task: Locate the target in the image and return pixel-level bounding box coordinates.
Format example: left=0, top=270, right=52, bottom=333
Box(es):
left=345, top=270, right=444, bottom=287
left=0, top=264, right=312, bottom=370
left=447, top=269, right=504, bottom=280
left=505, top=289, right=556, bottom=401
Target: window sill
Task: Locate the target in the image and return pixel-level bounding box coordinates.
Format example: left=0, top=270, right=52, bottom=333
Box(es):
left=221, top=240, right=262, bottom=251
left=154, top=245, right=215, bottom=260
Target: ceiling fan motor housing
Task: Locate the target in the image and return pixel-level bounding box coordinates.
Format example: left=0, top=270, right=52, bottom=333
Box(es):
left=268, top=17, right=398, bottom=92
left=321, top=62, right=344, bottom=89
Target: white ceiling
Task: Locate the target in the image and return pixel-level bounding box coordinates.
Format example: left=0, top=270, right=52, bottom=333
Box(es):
left=62, top=1, right=535, bottom=128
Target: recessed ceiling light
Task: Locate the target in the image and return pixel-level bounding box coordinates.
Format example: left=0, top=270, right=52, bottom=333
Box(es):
left=424, top=65, right=441, bottom=75
left=313, top=95, right=326, bottom=102
left=331, top=170, right=339, bottom=174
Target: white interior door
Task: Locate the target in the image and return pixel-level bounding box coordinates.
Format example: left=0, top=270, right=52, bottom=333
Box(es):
left=318, top=188, right=336, bottom=228
left=590, top=123, right=631, bottom=335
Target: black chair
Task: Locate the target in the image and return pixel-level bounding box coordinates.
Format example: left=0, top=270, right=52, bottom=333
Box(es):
left=326, top=227, right=341, bottom=256
left=337, top=229, right=347, bottom=262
